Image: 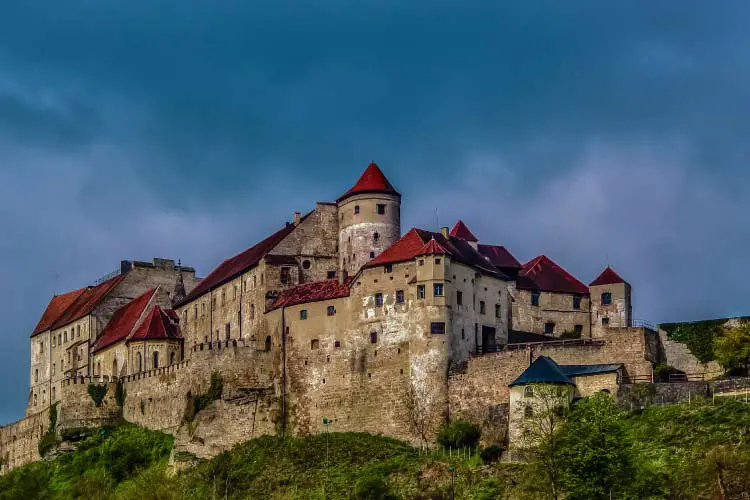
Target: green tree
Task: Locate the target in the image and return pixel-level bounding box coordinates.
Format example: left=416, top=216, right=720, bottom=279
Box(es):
left=713, top=322, right=750, bottom=374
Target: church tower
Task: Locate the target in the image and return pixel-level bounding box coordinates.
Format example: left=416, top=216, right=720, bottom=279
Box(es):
left=337, top=162, right=401, bottom=277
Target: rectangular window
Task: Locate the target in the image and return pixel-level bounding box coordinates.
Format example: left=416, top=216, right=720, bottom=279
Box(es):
left=327, top=305, right=336, bottom=316
left=573, top=295, right=581, bottom=310
left=194, top=306, right=198, bottom=319
left=602, top=292, right=612, bottom=305
left=435, top=258, right=441, bottom=264
left=327, top=270, right=336, bottom=279
left=396, top=290, right=405, bottom=304
left=300, top=309, right=308, bottom=320
left=221, top=290, right=225, bottom=305
left=225, top=323, right=231, bottom=340
left=531, top=291, right=540, bottom=306
left=457, top=291, right=463, bottom=306
left=602, top=317, right=610, bottom=325
left=418, top=259, right=425, bottom=266
left=280, top=267, right=291, bottom=284
left=430, top=322, right=446, bottom=334
left=495, top=304, right=501, bottom=318
left=376, top=204, right=386, bottom=215
left=417, top=285, right=426, bottom=299
left=433, top=283, right=444, bottom=297
left=375, top=293, right=384, bottom=306
left=544, top=322, right=555, bottom=334
left=384, top=264, right=393, bottom=273
left=574, top=324, right=583, bottom=334
left=479, top=301, right=486, bottom=314
left=354, top=205, right=360, bottom=214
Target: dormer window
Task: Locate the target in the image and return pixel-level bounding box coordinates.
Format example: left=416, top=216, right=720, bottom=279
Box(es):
left=601, top=292, right=612, bottom=305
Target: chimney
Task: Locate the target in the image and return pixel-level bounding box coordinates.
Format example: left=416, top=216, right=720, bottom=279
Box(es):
left=440, top=227, right=449, bottom=238
left=294, top=212, right=301, bottom=226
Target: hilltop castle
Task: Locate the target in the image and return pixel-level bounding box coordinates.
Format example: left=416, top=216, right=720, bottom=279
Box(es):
left=2, top=163, right=712, bottom=472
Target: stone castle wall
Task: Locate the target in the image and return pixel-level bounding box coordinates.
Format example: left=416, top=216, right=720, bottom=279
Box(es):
left=0, top=408, right=50, bottom=474
left=58, top=378, right=121, bottom=429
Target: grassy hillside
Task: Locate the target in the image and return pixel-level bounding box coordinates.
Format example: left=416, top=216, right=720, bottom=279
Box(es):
left=2, top=399, right=750, bottom=499
left=659, top=316, right=750, bottom=363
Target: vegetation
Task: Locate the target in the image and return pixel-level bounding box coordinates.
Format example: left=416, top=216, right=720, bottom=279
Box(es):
left=87, top=383, right=108, bottom=407
left=560, top=329, right=582, bottom=340
left=713, top=321, right=750, bottom=374
left=3, top=397, right=750, bottom=499
left=660, top=317, right=750, bottom=363
left=437, top=420, right=481, bottom=449
left=115, top=381, right=126, bottom=407
left=37, top=402, right=60, bottom=457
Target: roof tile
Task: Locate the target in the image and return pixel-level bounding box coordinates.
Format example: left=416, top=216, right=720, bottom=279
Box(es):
left=128, top=306, right=183, bottom=342
left=32, top=288, right=87, bottom=337
left=337, top=162, right=400, bottom=202
left=270, top=279, right=351, bottom=310
left=589, top=266, right=628, bottom=286
left=51, top=274, right=126, bottom=330
left=518, top=255, right=589, bottom=295
left=449, top=220, right=478, bottom=242
left=477, top=244, right=522, bottom=270
left=92, top=288, right=157, bottom=353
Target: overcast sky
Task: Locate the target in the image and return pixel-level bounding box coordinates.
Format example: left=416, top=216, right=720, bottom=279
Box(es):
left=1, top=2, right=749, bottom=423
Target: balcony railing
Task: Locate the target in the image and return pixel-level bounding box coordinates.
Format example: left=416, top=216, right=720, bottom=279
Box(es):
left=632, top=319, right=659, bottom=333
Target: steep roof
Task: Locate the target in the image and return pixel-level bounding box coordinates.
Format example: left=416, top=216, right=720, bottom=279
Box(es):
left=416, top=238, right=448, bottom=256
left=128, top=306, right=183, bottom=342
left=269, top=279, right=351, bottom=311
left=337, top=162, right=400, bottom=203
left=366, top=228, right=507, bottom=279
left=478, top=244, right=522, bottom=270
left=559, top=364, right=622, bottom=377
left=92, top=288, right=157, bottom=353
left=449, top=220, right=478, bottom=242
left=50, top=274, right=127, bottom=331
left=589, top=266, right=628, bottom=287
left=518, top=255, right=588, bottom=295
left=509, top=356, right=575, bottom=387
left=178, top=219, right=306, bottom=307
left=32, top=288, right=88, bottom=337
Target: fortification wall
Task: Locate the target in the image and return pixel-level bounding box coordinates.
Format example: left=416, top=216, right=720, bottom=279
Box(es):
left=658, top=330, right=722, bottom=376
left=0, top=408, right=50, bottom=474
left=58, top=378, right=121, bottom=429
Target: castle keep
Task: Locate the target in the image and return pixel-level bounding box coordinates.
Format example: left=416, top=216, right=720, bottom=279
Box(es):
left=1, top=163, right=712, bottom=472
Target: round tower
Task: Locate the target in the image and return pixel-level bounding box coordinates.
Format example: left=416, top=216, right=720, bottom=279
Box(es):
left=337, top=162, right=401, bottom=277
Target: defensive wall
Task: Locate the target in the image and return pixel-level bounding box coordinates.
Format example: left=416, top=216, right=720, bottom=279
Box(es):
left=0, top=408, right=50, bottom=474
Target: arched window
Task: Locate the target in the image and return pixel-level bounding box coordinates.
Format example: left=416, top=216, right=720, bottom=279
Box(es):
left=370, top=331, right=378, bottom=344
left=64, top=331, right=67, bottom=342
left=264, top=336, right=272, bottom=352
left=524, top=386, right=534, bottom=398
left=524, top=404, right=534, bottom=418
left=153, top=351, right=159, bottom=369
left=136, top=352, right=142, bottom=372
left=97, top=362, right=101, bottom=376
left=52, top=387, right=56, bottom=401
left=112, top=359, right=118, bottom=378
left=601, top=292, right=612, bottom=305
left=311, top=339, right=320, bottom=350
left=58, top=334, right=62, bottom=345
left=42, top=390, right=46, bottom=404
left=34, top=394, right=38, bottom=406
left=170, top=351, right=176, bottom=365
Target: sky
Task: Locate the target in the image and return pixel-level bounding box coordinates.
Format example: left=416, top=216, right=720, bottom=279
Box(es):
left=1, top=1, right=749, bottom=423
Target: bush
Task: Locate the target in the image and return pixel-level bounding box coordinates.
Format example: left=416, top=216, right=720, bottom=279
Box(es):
left=88, top=383, right=108, bottom=407
left=480, top=444, right=504, bottom=463
left=560, top=329, right=582, bottom=340
left=437, top=420, right=481, bottom=449
left=354, top=473, right=392, bottom=500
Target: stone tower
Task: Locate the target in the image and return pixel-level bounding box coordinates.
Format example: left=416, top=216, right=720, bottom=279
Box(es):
left=171, top=260, right=187, bottom=307
left=337, top=162, right=401, bottom=277
left=589, top=266, right=632, bottom=338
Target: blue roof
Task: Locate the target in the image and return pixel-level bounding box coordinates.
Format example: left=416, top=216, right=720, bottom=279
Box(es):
left=509, top=356, right=575, bottom=387
left=560, top=364, right=622, bottom=377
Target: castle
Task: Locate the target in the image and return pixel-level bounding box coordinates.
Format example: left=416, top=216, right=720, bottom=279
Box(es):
left=1, top=163, right=716, bottom=472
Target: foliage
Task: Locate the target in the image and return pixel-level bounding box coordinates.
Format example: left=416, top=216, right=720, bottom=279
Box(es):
left=38, top=402, right=60, bottom=457
left=354, top=472, right=393, bottom=499
left=479, top=444, right=504, bottom=463
left=653, top=363, right=677, bottom=382
left=713, top=321, right=750, bottom=373
left=437, top=420, right=481, bottom=449
left=659, top=317, right=750, bottom=363
left=182, top=372, right=223, bottom=424
left=115, top=380, right=126, bottom=407
left=560, top=329, right=582, bottom=340
left=88, top=383, right=108, bottom=407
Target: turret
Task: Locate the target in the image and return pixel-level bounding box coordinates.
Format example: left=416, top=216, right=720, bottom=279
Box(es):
left=337, top=162, right=401, bottom=276
left=171, top=260, right=187, bottom=307
left=589, top=266, right=632, bottom=337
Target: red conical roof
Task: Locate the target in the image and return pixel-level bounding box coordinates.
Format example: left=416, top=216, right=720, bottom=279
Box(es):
left=337, top=162, right=400, bottom=203
left=417, top=238, right=448, bottom=256
left=589, top=266, right=628, bottom=286
left=449, top=220, right=478, bottom=242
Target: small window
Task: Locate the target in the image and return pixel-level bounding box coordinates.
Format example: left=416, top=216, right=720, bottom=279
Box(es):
left=280, top=267, right=292, bottom=284
left=225, top=323, right=231, bottom=340
left=573, top=295, right=581, bottom=310
left=52, top=363, right=56, bottom=375
left=544, top=322, right=555, bottom=334
left=396, top=290, right=405, bottom=304
left=369, top=252, right=375, bottom=259
left=417, top=285, right=426, bottom=299
left=194, top=306, right=198, bottom=320
left=221, top=290, right=226, bottom=305
left=52, top=337, right=56, bottom=347
left=384, top=264, right=393, bottom=273
left=433, top=283, right=444, bottom=297
left=479, top=301, right=486, bottom=314
left=574, top=324, right=583, bottom=334
left=370, top=331, right=378, bottom=343
left=265, top=336, right=272, bottom=351
left=250, top=304, right=255, bottom=320
left=253, top=275, right=257, bottom=287
left=77, top=325, right=81, bottom=338
left=300, top=309, right=308, bottom=320
left=375, top=293, right=383, bottom=306
left=602, top=317, right=610, bottom=326
left=302, top=260, right=311, bottom=270
left=457, top=291, right=463, bottom=306
left=153, top=351, right=159, bottom=369
left=435, top=258, right=441, bottom=265
left=376, top=204, right=386, bottom=215
left=524, top=386, right=534, bottom=397
left=430, top=322, right=446, bottom=334
left=495, top=304, right=501, bottom=318
left=234, top=286, right=237, bottom=300
left=354, top=205, right=360, bottom=215
left=327, top=270, right=336, bottom=279
left=311, top=339, right=320, bottom=350
left=531, top=291, right=540, bottom=306
left=601, top=292, right=612, bottom=305
left=52, top=387, right=56, bottom=401
left=35, top=369, right=38, bottom=383
left=327, top=306, right=336, bottom=316
left=64, top=331, right=67, bottom=342
left=334, top=340, right=341, bottom=348
left=373, top=232, right=380, bottom=242
left=170, top=352, right=176, bottom=365
left=418, top=259, right=425, bottom=266
left=461, top=328, right=465, bottom=339
left=524, top=404, right=534, bottom=418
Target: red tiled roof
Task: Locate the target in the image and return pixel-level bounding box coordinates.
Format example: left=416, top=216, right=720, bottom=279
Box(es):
left=128, top=306, right=183, bottom=342
left=417, top=238, right=448, bottom=256
left=270, top=279, right=351, bottom=310
left=449, top=220, right=478, bottom=242
left=337, top=162, right=400, bottom=203
left=51, top=274, right=126, bottom=330
left=518, top=255, right=589, bottom=295
left=31, top=288, right=88, bottom=337
left=366, top=228, right=507, bottom=279
left=92, top=288, right=157, bottom=353
left=178, top=220, right=306, bottom=306
left=478, top=244, right=522, bottom=270
left=590, top=266, right=628, bottom=286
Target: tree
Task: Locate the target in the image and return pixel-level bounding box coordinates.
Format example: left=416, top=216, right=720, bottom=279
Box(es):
left=713, top=321, right=750, bottom=374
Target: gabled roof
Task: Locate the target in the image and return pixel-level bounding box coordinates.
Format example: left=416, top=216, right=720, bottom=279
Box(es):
left=92, top=288, right=157, bottom=353
left=50, top=274, right=127, bottom=331
left=449, top=220, right=478, bottom=242
left=509, top=356, right=574, bottom=387
left=32, top=288, right=88, bottom=337
left=177, top=219, right=307, bottom=307
left=269, top=279, right=351, bottom=311
left=365, top=228, right=508, bottom=279
left=478, top=244, right=522, bottom=270
left=559, top=364, right=622, bottom=377
left=518, top=255, right=588, bottom=295
left=416, top=238, right=448, bottom=256
left=128, top=306, right=183, bottom=342
left=337, top=162, right=400, bottom=203
left=589, top=266, right=628, bottom=287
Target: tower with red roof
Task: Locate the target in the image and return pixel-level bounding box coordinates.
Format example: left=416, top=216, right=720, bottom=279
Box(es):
left=337, top=162, right=401, bottom=277
left=589, top=266, right=632, bottom=337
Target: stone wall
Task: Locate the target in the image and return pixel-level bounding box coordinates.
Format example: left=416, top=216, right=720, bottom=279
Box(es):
left=0, top=408, right=50, bottom=474
left=512, top=289, right=591, bottom=337
left=617, top=382, right=711, bottom=408
left=58, top=377, right=121, bottom=429
left=658, top=330, right=722, bottom=376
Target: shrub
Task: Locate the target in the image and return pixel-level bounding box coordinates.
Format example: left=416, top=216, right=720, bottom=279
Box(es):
left=354, top=473, right=391, bottom=500
left=437, top=420, right=481, bottom=449
left=38, top=403, right=60, bottom=457
left=115, top=381, right=126, bottom=407
left=88, top=383, right=108, bottom=407
left=560, top=329, right=582, bottom=340
left=480, top=444, right=504, bottom=463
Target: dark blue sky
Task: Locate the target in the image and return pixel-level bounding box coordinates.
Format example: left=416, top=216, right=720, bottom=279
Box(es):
left=2, top=2, right=749, bottom=423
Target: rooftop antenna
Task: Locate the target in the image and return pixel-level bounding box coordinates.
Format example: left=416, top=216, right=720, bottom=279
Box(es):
left=435, top=208, right=439, bottom=231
